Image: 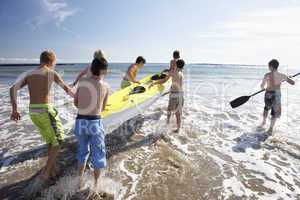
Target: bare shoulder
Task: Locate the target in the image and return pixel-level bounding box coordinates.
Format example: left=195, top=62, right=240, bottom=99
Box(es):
left=278, top=71, right=287, bottom=77
left=79, top=77, right=89, bottom=82
left=48, top=68, right=59, bottom=77
left=101, top=81, right=110, bottom=90
left=264, top=72, right=271, bottom=78
left=77, top=77, right=91, bottom=86
left=36, top=68, right=57, bottom=79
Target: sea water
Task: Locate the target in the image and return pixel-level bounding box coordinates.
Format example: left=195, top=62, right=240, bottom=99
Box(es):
left=0, top=63, right=300, bottom=199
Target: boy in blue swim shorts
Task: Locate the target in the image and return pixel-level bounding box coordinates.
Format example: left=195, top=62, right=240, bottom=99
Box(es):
left=74, top=57, right=110, bottom=190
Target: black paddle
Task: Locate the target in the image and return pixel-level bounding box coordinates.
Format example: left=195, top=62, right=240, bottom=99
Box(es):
left=230, top=72, right=300, bottom=108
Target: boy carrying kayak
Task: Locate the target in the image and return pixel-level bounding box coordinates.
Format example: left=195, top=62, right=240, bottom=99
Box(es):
left=150, top=59, right=185, bottom=133
left=260, top=59, right=295, bottom=134
left=71, top=49, right=106, bottom=86
left=74, top=57, right=109, bottom=190
left=9, top=50, right=74, bottom=183
left=120, top=56, right=146, bottom=89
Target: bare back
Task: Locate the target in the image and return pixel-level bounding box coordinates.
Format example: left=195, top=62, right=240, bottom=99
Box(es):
left=124, top=64, right=138, bottom=81
left=263, top=71, right=287, bottom=91
left=170, top=69, right=183, bottom=92
left=76, top=77, right=109, bottom=115
left=25, top=68, right=57, bottom=104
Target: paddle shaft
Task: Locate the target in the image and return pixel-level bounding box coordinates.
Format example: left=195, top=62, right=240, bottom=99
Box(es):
left=249, top=72, right=300, bottom=97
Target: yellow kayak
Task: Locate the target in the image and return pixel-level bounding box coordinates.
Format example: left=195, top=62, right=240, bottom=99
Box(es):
left=101, top=71, right=171, bottom=130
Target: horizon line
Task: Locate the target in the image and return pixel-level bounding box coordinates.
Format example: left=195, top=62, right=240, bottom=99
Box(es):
left=0, top=62, right=268, bottom=67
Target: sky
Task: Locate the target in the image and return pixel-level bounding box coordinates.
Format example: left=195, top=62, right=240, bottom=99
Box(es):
left=0, top=0, right=300, bottom=67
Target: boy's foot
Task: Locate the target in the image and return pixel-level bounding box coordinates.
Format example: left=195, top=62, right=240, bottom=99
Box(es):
left=173, top=129, right=180, bottom=133
left=258, top=122, right=266, bottom=128
left=38, top=171, right=50, bottom=182
left=134, top=129, right=145, bottom=136
left=79, top=177, right=85, bottom=190
left=24, top=176, right=52, bottom=198
left=50, top=166, right=59, bottom=179
left=94, top=182, right=99, bottom=191
left=267, top=128, right=273, bottom=135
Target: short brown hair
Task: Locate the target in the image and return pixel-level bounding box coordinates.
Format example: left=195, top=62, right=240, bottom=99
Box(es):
left=176, top=59, right=185, bottom=69
left=173, top=50, right=180, bottom=59
left=268, top=59, right=279, bottom=70
left=91, top=58, right=108, bottom=76
left=40, top=50, right=56, bottom=65
left=135, top=56, right=146, bottom=64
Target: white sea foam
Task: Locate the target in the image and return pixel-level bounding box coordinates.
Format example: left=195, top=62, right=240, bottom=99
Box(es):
left=1, top=64, right=300, bottom=199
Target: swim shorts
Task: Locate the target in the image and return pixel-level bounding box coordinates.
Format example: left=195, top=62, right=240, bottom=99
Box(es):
left=121, top=79, right=131, bottom=89
left=74, top=115, right=107, bottom=169
left=29, top=104, right=64, bottom=146
left=264, top=90, right=281, bottom=118
left=168, top=91, right=184, bottom=112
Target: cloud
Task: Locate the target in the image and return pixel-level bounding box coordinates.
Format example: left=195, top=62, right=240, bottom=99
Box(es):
left=191, top=6, right=300, bottom=66
left=194, top=6, right=300, bottom=40
left=43, top=0, right=77, bottom=26
left=222, top=7, right=300, bottom=39
left=27, top=0, right=77, bottom=29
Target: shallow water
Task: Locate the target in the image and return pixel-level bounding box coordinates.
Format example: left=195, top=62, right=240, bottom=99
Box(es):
left=0, top=63, right=300, bottom=199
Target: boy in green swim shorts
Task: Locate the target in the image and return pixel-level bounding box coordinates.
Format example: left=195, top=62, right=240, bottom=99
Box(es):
left=10, top=50, right=74, bottom=182
left=120, top=56, right=146, bottom=89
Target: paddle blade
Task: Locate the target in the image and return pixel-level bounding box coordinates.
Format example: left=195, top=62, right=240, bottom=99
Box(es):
left=230, top=96, right=251, bottom=108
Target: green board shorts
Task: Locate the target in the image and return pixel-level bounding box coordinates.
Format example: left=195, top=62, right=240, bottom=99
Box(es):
left=120, top=79, right=131, bottom=89
left=29, top=104, right=64, bottom=146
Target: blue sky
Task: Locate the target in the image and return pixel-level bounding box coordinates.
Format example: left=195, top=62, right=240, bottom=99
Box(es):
left=0, top=0, right=300, bottom=66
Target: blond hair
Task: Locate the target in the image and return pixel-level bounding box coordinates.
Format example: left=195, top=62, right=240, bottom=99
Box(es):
left=40, top=50, right=56, bottom=65
left=93, top=49, right=105, bottom=60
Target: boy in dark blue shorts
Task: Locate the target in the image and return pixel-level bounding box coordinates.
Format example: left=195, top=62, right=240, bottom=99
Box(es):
left=74, top=57, right=110, bottom=190
left=260, top=59, right=295, bottom=134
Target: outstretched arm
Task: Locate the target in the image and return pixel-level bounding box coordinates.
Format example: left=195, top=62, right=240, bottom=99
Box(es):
left=54, top=71, right=75, bottom=97
left=72, top=66, right=89, bottom=86
left=287, top=77, right=295, bottom=85
left=10, top=77, right=27, bottom=122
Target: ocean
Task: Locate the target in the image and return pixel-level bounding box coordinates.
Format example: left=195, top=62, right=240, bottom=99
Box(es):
left=0, top=63, right=300, bottom=199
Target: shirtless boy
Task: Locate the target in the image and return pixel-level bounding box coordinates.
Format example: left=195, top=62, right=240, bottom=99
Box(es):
left=120, top=56, right=146, bottom=89
left=10, top=50, right=74, bottom=182
left=71, top=49, right=105, bottom=86
left=74, top=57, right=109, bottom=190
left=260, top=59, right=295, bottom=134
left=150, top=59, right=185, bottom=132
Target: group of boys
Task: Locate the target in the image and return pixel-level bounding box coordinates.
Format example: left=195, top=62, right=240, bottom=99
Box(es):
left=9, top=49, right=295, bottom=192
left=9, top=49, right=186, bottom=191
